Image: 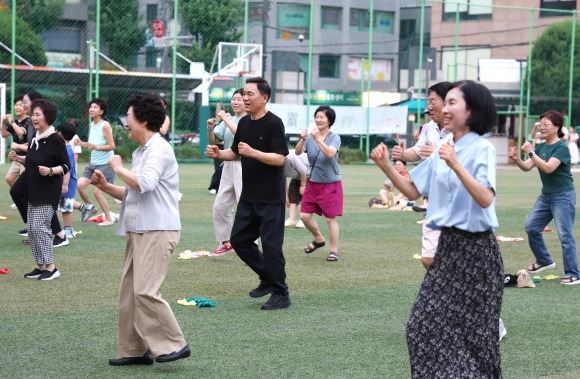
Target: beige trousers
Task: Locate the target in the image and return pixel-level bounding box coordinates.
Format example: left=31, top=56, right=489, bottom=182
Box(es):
left=117, top=230, right=186, bottom=358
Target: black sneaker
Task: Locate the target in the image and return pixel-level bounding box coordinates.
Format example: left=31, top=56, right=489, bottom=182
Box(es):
left=261, top=292, right=291, bottom=310
left=249, top=281, right=275, bottom=298
left=24, top=268, right=43, bottom=279
left=19, top=228, right=28, bottom=237
left=53, top=235, right=69, bottom=247
left=38, top=268, right=60, bottom=281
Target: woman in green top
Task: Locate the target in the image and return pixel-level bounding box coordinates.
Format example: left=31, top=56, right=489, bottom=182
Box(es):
left=509, top=110, right=580, bottom=285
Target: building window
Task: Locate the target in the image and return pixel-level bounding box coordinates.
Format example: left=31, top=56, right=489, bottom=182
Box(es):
left=322, top=6, right=341, bottom=30
left=246, top=2, right=264, bottom=25
left=441, top=46, right=491, bottom=81
left=319, top=55, right=340, bottom=78
left=40, top=25, right=82, bottom=53
left=146, top=4, right=158, bottom=23
left=146, top=47, right=158, bottom=68
left=350, top=9, right=394, bottom=33
left=540, top=0, right=577, bottom=17
left=442, top=0, right=493, bottom=21
left=277, top=3, right=310, bottom=39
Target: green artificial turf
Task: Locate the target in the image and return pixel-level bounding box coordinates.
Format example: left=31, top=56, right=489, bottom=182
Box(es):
left=1, top=163, right=579, bottom=378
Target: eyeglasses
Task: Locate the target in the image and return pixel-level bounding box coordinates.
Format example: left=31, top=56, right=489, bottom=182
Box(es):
left=427, top=99, right=442, bottom=106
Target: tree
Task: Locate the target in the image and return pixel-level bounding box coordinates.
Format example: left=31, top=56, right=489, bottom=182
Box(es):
left=14, top=0, right=66, bottom=34
left=529, top=19, right=580, bottom=123
left=98, top=0, right=146, bottom=68
left=0, top=10, right=47, bottom=66
left=177, top=0, right=243, bottom=73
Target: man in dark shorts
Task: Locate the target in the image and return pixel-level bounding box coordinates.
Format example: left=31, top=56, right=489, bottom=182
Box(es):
left=206, top=77, right=290, bottom=310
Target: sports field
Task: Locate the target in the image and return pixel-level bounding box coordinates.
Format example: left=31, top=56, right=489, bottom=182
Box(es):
left=1, top=162, right=579, bottom=378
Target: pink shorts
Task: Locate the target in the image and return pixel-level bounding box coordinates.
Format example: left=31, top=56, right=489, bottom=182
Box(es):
left=301, top=180, right=343, bottom=218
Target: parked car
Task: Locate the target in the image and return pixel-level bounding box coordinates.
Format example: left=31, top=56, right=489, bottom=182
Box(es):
left=183, top=133, right=200, bottom=146
left=168, top=134, right=183, bottom=146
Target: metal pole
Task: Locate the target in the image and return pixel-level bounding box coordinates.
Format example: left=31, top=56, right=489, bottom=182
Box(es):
left=417, top=0, right=425, bottom=131
left=568, top=10, right=576, bottom=126
left=95, top=0, right=100, bottom=97
left=171, top=0, right=178, bottom=148
left=360, top=58, right=366, bottom=151
left=240, top=0, right=249, bottom=89
left=10, top=0, right=16, bottom=106
left=306, top=0, right=314, bottom=121
left=521, top=8, right=534, bottom=157
left=365, top=0, right=374, bottom=158
left=454, top=2, right=459, bottom=81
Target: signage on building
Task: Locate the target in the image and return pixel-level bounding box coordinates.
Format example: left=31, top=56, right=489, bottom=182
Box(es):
left=306, top=91, right=361, bottom=106
left=152, top=19, right=164, bottom=38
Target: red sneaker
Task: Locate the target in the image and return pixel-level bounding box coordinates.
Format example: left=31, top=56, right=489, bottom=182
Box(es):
left=212, top=244, right=234, bottom=256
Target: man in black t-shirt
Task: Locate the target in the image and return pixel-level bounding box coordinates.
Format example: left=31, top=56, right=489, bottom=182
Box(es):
left=206, top=77, right=290, bottom=310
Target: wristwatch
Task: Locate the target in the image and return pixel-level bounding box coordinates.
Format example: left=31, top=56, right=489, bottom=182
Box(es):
left=49, top=167, right=54, bottom=176
left=528, top=151, right=534, bottom=158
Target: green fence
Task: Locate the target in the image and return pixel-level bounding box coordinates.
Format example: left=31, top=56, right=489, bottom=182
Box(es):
left=2, top=0, right=580, bottom=160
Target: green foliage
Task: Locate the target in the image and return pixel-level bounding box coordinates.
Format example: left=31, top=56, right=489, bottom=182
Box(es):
left=337, top=147, right=368, bottom=164
left=98, top=0, right=146, bottom=68
left=178, top=0, right=244, bottom=73
left=110, top=126, right=139, bottom=160
left=13, top=0, right=65, bottom=34
left=529, top=19, right=580, bottom=123
left=0, top=10, right=47, bottom=66
left=174, top=144, right=203, bottom=159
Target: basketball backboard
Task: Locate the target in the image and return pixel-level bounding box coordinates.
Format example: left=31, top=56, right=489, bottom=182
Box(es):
left=217, top=42, right=263, bottom=78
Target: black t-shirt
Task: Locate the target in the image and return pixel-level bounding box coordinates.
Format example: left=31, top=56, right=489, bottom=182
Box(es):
left=25, top=133, right=70, bottom=208
left=5, top=117, right=29, bottom=156
left=231, top=111, right=289, bottom=204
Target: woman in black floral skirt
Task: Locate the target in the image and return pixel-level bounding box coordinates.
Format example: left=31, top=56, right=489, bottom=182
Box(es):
left=371, top=80, right=503, bottom=378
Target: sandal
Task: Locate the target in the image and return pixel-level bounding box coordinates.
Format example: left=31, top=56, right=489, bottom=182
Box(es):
left=528, top=262, right=556, bottom=274
left=561, top=276, right=580, bottom=285
left=304, top=240, right=325, bottom=254
left=326, top=252, right=338, bottom=262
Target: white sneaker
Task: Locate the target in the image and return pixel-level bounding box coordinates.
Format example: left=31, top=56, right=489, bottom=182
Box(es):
left=209, top=189, right=217, bottom=195
left=295, top=220, right=305, bottom=228
left=499, top=318, right=507, bottom=341
left=10, top=203, right=17, bottom=209
left=284, top=218, right=298, bottom=227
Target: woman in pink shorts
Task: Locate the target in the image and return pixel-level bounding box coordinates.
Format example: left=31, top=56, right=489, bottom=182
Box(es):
left=295, top=106, right=342, bottom=262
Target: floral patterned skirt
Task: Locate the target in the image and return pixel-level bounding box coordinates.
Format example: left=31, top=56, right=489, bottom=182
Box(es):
left=406, top=227, right=504, bottom=378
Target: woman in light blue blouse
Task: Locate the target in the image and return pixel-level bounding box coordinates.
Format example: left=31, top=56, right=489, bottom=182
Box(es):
left=372, top=81, right=503, bottom=378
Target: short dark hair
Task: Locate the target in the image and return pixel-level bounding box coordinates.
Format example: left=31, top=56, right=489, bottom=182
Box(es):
left=448, top=80, right=497, bottom=136
left=56, top=122, right=77, bottom=141
left=314, top=106, right=336, bottom=127
left=540, top=110, right=565, bottom=138
left=233, top=88, right=244, bottom=97
left=245, top=77, right=271, bottom=102
left=14, top=95, right=24, bottom=104
left=26, top=90, right=43, bottom=101
left=69, top=119, right=79, bottom=130
left=125, top=94, right=165, bottom=132
left=90, top=98, right=108, bottom=117
left=31, top=99, right=58, bottom=125
left=429, top=81, right=452, bottom=100
left=394, top=159, right=407, bottom=166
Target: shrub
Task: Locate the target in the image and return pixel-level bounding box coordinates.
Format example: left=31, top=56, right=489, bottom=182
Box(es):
left=338, top=147, right=367, bottom=164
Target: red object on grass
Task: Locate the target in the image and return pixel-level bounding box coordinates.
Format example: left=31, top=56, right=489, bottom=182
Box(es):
left=0, top=267, right=9, bottom=274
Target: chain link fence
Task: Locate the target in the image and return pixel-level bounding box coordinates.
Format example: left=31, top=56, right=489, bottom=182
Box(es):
left=1, top=1, right=579, bottom=162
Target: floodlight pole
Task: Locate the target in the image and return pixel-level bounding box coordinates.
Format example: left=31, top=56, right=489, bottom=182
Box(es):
left=95, top=0, right=100, bottom=97
left=10, top=0, right=16, bottom=106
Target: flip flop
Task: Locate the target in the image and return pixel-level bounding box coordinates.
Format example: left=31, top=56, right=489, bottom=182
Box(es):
left=326, top=252, right=338, bottom=262
left=561, top=276, right=580, bottom=285
left=304, top=240, right=325, bottom=254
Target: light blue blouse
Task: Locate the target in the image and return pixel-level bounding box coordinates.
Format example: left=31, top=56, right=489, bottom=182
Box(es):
left=410, top=131, right=498, bottom=233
